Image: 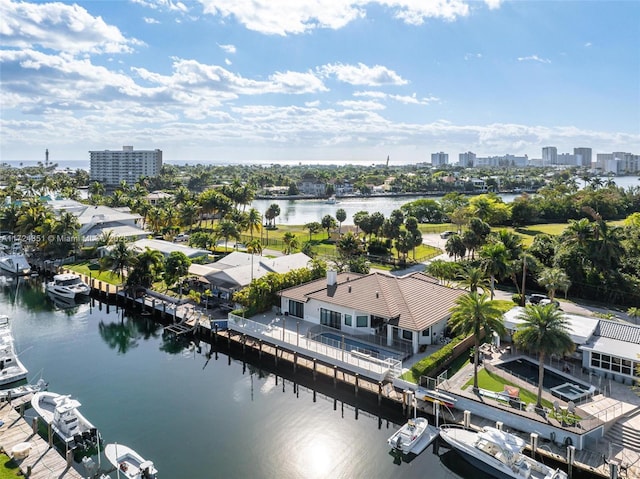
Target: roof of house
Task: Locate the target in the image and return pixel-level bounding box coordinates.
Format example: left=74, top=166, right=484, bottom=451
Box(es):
left=279, top=271, right=467, bottom=332
left=131, top=239, right=210, bottom=258
left=502, top=307, right=600, bottom=345
left=593, top=320, right=640, bottom=344
left=82, top=223, right=150, bottom=241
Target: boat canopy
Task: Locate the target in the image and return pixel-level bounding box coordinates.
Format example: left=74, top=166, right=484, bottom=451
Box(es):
left=478, top=427, right=525, bottom=455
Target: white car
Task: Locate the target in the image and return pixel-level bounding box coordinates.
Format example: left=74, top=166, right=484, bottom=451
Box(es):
left=440, top=231, right=455, bottom=239
left=174, top=233, right=190, bottom=242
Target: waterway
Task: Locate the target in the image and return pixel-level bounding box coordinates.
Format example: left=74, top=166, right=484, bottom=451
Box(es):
left=0, top=274, right=599, bottom=478
left=1, top=276, right=454, bottom=478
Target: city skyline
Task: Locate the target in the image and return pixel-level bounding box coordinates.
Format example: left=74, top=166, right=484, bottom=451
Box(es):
left=1, top=0, right=639, bottom=165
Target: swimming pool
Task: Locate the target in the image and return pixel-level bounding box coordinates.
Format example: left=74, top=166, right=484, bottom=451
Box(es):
left=495, top=358, right=595, bottom=401
left=316, top=332, right=403, bottom=361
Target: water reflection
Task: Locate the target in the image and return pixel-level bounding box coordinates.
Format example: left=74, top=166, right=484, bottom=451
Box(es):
left=98, top=314, right=161, bottom=354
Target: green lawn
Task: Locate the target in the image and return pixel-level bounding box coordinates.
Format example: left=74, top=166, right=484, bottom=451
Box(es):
left=0, top=454, right=20, bottom=478
left=463, top=368, right=554, bottom=410
left=65, top=261, right=122, bottom=285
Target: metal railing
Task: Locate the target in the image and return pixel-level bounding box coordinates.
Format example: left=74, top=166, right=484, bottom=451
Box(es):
left=306, top=324, right=413, bottom=359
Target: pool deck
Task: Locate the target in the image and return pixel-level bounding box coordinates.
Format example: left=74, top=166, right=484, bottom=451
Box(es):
left=440, top=348, right=640, bottom=478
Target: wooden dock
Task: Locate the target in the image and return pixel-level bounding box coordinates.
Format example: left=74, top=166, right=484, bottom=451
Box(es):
left=0, top=399, right=83, bottom=479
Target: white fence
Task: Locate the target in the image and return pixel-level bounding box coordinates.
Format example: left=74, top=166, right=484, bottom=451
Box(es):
left=227, top=313, right=402, bottom=381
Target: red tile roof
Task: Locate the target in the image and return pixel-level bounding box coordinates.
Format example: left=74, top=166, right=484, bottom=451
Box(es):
left=280, top=271, right=467, bottom=331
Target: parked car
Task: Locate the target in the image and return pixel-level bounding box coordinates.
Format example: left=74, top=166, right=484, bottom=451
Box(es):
left=528, top=293, right=560, bottom=308
left=440, top=231, right=455, bottom=239
left=174, top=233, right=190, bottom=242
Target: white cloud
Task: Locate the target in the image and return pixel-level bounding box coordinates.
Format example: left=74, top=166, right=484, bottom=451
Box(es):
left=319, top=62, right=408, bottom=86
left=337, top=100, right=386, bottom=110
left=224, top=58, right=232, bottom=65
left=0, top=0, right=141, bottom=54
left=353, top=90, right=438, bottom=105
left=131, top=0, right=188, bottom=13
left=484, top=0, right=502, bottom=10
left=517, top=55, right=551, bottom=64
left=464, top=53, right=482, bottom=60
left=584, top=42, right=592, bottom=47
left=144, top=17, right=160, bottom=24
left=218, top=43, right=236, bottom=54
left=196, top=0, right=471, bottom=35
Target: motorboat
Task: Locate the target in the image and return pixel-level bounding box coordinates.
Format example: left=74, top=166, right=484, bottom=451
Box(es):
left=31, top=391, right=101, bottom=451
left=105, top=443, right=158, bottom=479
left=439, top=425, right=568, bottom=479
left=46, top=273, right=91, bottom=299
left=0, top=315, right=28, bottom=386
left=0, top=243, right=31, bottom=276
left=416, top=387, right=458, bottom=408
left=325, top=196, right=338, bottom=204
left=387, top=416, right=438, bottom=455
left=0, top=377, right=47, bottom=401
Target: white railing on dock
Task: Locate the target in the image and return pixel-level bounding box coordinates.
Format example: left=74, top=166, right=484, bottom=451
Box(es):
left=227, top=314, right=401, bottom=380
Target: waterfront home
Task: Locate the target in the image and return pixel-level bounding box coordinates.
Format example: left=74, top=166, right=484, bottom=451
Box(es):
left=48, top=199, right=150, bottom=245
left=191, top=252, right=312, bottom=304
left=502, top=307, right=640, bottom=386
left=146, top=190, right=173, bottom=206
left=129, top=239, right=210, bottom=259
left=278, top=271, right=467, bottom=355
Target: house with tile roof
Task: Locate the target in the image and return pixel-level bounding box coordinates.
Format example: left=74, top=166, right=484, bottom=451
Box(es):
left=278, top=270, right=468, bottom=355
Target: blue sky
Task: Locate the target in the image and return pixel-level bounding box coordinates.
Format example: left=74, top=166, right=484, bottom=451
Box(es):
left=1, top=0, right=639, bottom=166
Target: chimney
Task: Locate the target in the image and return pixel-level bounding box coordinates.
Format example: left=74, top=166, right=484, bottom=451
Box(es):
left=348, top=285, right=352, bottom=293
left=327, top=270, right=337, bottom=286
left=375, top=291, right=379, bottom=298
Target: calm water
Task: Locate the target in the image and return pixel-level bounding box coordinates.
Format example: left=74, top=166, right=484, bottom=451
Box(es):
left=2, top=275, right=466, bottom=479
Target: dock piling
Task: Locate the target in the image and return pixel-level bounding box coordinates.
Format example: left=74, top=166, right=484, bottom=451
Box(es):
left=354, top=373, right=359, bottom=397
left=31, top=416, right=37, bottom=435
left=567, top=445, right=575, bottom=478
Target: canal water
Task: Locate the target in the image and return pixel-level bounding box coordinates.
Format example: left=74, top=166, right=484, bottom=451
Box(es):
left=1, top=276, right=594, bottom=479
left=1, top=276, right=457, bottom=478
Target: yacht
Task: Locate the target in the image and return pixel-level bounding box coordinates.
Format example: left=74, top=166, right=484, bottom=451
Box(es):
left=46, top=273, right=91, bottom=299
left=0, top=243, right=31, bottom=276
left=439, top=425, right=567, bottom=479
left=0, top=315, right=29, bottom=387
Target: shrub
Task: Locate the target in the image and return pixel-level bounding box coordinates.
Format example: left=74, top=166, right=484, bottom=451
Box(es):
left=401, top=336, right=465, bottom=383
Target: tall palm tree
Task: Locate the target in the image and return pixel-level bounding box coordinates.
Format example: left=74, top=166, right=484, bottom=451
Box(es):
left=449, top=292, right=506, bottom=392
left=457, top=264, right=489, bottom=294
left=215, top=219, right=240, bottom=250
left=282, top=232, right=299, bottom=255
left=246, top=208, right=262, bottom=240
left=100, top=238, right=134, bottom=283
left=513, top=304, right=575, bottom=408
left=479, top=242, right=510, bottom=299
left=127, top=248, right=164, bottom=289
left=537, top=267, right=571, bottom=301
left=246, top=239, right=263, bottom=256
left=336, top=208, right=347, bottom=234
left=180, top=200, right=201, bottom=232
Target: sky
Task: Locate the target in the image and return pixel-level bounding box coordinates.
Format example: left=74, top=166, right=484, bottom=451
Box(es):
left=1, top=0, right=639, bottom=166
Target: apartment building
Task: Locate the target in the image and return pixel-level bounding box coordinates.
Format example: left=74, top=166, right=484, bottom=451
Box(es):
left=90, top=146, right=162, bottom=186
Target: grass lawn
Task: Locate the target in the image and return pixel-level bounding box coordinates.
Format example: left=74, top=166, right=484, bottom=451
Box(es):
left=66, top=261, right=122, bottom=285
left=0, top=454, right=20, bottom=478
left=463, top=368, right=554, bottom=410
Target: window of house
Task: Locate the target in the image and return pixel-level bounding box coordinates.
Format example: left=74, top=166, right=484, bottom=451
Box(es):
left=288, top=301, right=304, bottom=319
left=344, top=314, right=352, bottom=327
left=622, top=359, right=632, bottom=375
left=356, top=315, right=368, bottom=328
left=422, top=328, right=430, bottom=337
left=591, top=353, right=600, bottom=368
left=402, top=330, right=413, bottom=341
left=320, top=308, right=341, bottom=330
left=611, top=357, right=621, bottom=372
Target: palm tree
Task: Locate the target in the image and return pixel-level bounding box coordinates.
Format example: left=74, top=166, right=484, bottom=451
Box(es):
left=449, top=292, right=506, bottom=392
left=282, top=232, right=299, bottom=255
left=304, top=221, right=322, bottom=241
left=127, top=248, right=165, bottom=290
left=537, top=267, right=571, bottom=301
left=265, top=203, right=281, bottom=228
left=246, top=239, right=263, bottom=256
left=100, top=238, right=134, bottom=283
left=215, top=219, right=240, bottom=250
left=457, top=264, right=489, bottom=294
left=336, top=208, right=347, bottom=234
left=180, top=200, right=201, bottom=232
left=246, top=208, right=262, bottom=240
left=479, top=242, right=510, bottom=299
left=444, top=234, right=466, bottom=260
left=513, top=304, right=575, bottom=408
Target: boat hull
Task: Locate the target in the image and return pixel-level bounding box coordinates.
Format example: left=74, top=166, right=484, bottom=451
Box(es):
left=105, top=443, right=158, bottom=479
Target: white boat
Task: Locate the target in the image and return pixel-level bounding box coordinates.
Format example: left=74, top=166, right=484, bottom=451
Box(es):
left=0, top=315, right=28, bottom=386
left=387, top=416, right=438, bottom=455
left=0, top=378, right=47, bottom=401
left=105, top=443, right=158, bottom=479
left=46, top=273, right=91, bottom=299
left=325, top=196, right=338, bottom=204
left=0, top=243, right=31, bottom=276
left=439, top=425, right=567, bottom=479
left=31, top=391, right=100, bottom=451
left=416, top=387, right=458, bottom=408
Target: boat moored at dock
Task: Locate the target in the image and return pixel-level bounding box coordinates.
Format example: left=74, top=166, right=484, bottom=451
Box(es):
left=46, top=273, right=91, bottom=299
left=0, top=315, right=28, bottom=387
left=105, top=443, right=158, bottom=479
left=439, top=425, right=568, bottom=479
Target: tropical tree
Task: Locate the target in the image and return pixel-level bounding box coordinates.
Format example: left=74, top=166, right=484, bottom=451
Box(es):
left=265, top=203, right=281, bottom=227
left=164, top=251, right=192, bottom=289
left=513, top=304, right=575, bottom=408
left=246, top=208, right=262, bottom=240
left=282, top=232, right=299, bottom=255
left=304, top=221, right=322, bottom=241
left=179, top=200, right=201, bottom=232
left=457, top=264, right=489, bottom=294
left=445, top=234, right=466, bottom=261
left=215, top=219, right=240, bottom=250
left=127, top=248, right=165, bottom=290
left=99, top=238, right=134, bottom=282
left=336, top=208, right=347, bottom=234
left=321, top=214, right=337, bottom=239
left=479, top=242, right=511, bottom=299
left=537, top=267, right=571, bottom=301
left=246, top=238, right=263, bottom=256
left=449, top=292, right=505, bottom=392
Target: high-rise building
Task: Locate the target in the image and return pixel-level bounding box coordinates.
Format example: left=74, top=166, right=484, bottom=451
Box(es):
left=574, top=147, right=592, bottom=168
left=542, top=146, right=557, bottom=166
left=459, top=151, right=476, bottom=168
left=431, top=152, right=448, bottom=167
left=90, top=146, right=162, bottom=186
